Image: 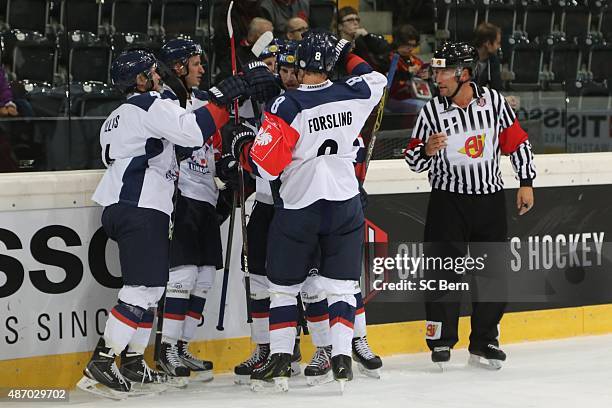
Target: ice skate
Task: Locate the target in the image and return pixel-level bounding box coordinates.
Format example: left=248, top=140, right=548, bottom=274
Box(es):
left=177, top=340, right=213, bottom=382
left=431, top=346, right=451, bottom=371
left=120, top=351, right=168, bottom=394
left=331, top=354, right=353, bottom=394
left=76, top=338, right=131, bottom=400
left=352, top=336, right=382, bottom=378
left=234, top=343, right=270, bottom=385
left=250, top=352, right=292, bottom=393
left=156, top=342, right=191, bottom=387
left=305, top=345, right=333, bottom=386
left=468, top=344, right=506, bottom=370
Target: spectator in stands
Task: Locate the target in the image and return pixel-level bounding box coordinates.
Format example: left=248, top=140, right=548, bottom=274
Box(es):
left=337, top=6, right=390, bottom=72
left=378, top=0, right=435, bottom=34
left=215, top=17, right=274, bottom=82
left=387, top=24, right=433, bottom=113
left=285, top=16, right=309, bottom=40
left=260, top=0, right=309, bottom=38
left=473, top=22, right=503, bottom=91
left=0, top=66, right=18, bottom=117
left=213, top=0, right=263, bottom=82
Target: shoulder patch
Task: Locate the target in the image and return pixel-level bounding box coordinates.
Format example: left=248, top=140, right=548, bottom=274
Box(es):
left=126, top=93, right=158, bottom=111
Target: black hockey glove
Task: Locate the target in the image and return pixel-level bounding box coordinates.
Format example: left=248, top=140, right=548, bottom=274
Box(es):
left=332, top=37, right=353, bottom=69
left=243, top=60, right=281, bottom=103
left=215, top=153, right=239, bottom=190
left=208, top=75, right=248, bottom=106
left=222, top=122, right=258, bottom=160
left=359, top=183, right=368, bottom=210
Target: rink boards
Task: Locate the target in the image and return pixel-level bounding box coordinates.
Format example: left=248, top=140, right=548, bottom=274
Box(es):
left=1, top=153, right=612, bottom=388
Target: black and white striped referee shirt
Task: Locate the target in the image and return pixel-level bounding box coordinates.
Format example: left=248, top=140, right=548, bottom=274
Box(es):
left=404, top=83, right=536, bottom=194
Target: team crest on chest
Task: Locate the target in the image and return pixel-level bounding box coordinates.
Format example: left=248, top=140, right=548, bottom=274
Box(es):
left=477, top=97, right=486, bottom=107
left=255, top=127, right=273, bottom=146
left=459, top=134, right=486, bottom=158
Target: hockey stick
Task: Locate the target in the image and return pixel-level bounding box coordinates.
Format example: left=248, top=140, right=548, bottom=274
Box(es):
left=251, top=31, right=274, bottom=58
left=363, top=53, right=400, bottom=174
left=226, top=2, right=254, bottom=325
left=216, top=190, right=236, bottom=331
left=217, top=1, right=254, bottom=330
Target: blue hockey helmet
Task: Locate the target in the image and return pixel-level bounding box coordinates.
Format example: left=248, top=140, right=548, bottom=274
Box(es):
left=259, top=38, right=285, bottom=61
left=159, top=38, right=203, bottom=68
left=110, top=49, right=157, bottom=93
left=277, top=40, right=298, bottom=68
left=296, top=30, right=338, bottom=73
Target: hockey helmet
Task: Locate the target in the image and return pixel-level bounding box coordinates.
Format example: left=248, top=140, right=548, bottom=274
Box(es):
left=259, top=38, right=285, bottom=61
left=159, top=38, right=204, bottom=68
left=277, top=40, right=298, bottom=68
left=296, top=30, right=338, bottom=73
left=431, top=42, right=479, bottom=74
left=110, top=49, right=157, bottom=93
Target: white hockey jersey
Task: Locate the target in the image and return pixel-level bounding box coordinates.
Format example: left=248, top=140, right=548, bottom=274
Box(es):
left=162, top=87, right=225, bottom=205
left=249, top=55, right=386, bottom=209
left=92, top=91, right=222, bottom=215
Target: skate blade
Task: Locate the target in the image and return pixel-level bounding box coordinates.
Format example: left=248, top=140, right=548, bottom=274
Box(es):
left=191, top=370, right=214, bottom=382
left=468, top=354, right=503, bottom=370
left=435, top=361, right=448, bottom=372
left=337, top=378, right=347, bottom=395
left=128, top=382, right=168, bottom=395
left=164, top=376, right=190, bottom=388
left=234, top=374, right=251, bottom=385
left=305, top=371, right=334, bottom=386
left=250, top=377, right=289, bottom=393
left=76, top=376, right=129, bottom=400
left=291, top=361, right=301, bottom=376
left=274, top=376, right=289, bottom=392
left=357, top=363, right=381, bottom=379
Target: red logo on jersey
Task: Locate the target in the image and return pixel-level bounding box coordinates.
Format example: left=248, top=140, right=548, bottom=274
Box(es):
left=459, top=134, right=486, bottom=158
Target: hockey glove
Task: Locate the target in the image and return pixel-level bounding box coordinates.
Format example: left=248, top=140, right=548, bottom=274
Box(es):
left=216, top=153, right=239, bottom=190
left=243, top=60, right=281, bottom=103
left=332, top=38, right=353, bottom=69
left=230, top=122, right=258, bottom=160
left=208, top=75, right=248, bottom=106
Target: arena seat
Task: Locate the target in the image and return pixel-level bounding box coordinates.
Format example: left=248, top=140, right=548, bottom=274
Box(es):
left=161, top=0, right=200, bottom=38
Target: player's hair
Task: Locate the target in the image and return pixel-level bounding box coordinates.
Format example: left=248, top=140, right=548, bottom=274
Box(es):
left=474, top=22, right=501, bottom=48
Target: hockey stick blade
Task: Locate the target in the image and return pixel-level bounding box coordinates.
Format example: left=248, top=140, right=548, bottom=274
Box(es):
left=251, top=31, right=274, bottom=58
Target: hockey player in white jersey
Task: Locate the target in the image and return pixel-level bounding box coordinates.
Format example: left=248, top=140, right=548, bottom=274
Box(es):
left=151, top=38, right=223, bottom=385
left=77, top=49, right=269, bottom=399
left=226, top=31, right=386, bottom=392
left=228, top=40, right=302, bottom=384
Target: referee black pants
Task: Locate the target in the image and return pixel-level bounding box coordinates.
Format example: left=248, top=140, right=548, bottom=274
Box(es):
left=423, top=189, right=507, bottom=351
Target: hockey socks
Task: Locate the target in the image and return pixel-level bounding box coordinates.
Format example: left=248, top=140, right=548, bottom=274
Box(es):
left=104, top=301, right=145, bottom=355
left=328, top=294, right=356, bottom=358
left=251, top=297, right=271, bottom=344
left=269, top=293, right=298, bottom=355
left=305, top=299, right=330, bottom=347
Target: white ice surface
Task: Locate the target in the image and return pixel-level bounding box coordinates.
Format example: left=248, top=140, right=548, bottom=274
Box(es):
left=5, top=335, right=612, bottom=408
